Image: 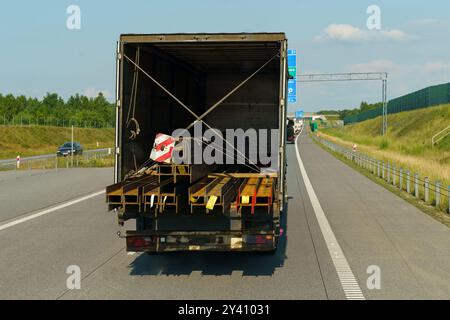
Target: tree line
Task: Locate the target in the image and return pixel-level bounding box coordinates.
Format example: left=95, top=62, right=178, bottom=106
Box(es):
left=0, top=92, right=115, bottom=128
left=317, top=101, right=382, bottom=119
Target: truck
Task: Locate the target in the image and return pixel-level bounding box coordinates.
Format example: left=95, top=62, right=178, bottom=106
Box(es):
left=107, top=33, right=289, bottom=254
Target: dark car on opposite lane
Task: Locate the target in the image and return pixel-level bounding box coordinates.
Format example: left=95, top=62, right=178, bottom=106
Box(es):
left=57, top=142, right=83, bottom=157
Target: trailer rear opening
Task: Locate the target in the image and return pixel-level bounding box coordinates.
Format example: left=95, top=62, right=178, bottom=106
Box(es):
left=107, top=33, right=288, bottom=253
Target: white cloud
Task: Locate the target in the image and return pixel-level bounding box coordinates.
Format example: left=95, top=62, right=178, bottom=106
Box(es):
left=423, top=61, right=450, bottom=72
left=349, top=59, right=450, bottom=75
left=314, top=24, right=412, bottom=43
left=84, top=88, right=112, bottom=99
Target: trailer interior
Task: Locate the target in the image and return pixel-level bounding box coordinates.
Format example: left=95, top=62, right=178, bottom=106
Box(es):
left=107, top=34, right=287, bottom=252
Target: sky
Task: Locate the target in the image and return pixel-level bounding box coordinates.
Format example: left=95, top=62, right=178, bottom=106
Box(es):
left=1, top=0, right=450, bottom=112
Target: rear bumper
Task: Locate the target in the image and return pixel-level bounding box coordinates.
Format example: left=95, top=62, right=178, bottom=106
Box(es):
left=126, top=231, right=278, bottom=253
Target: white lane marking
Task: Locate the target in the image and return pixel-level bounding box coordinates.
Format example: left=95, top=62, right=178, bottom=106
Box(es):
left=0, top=190, right=105, bottom=231
left=295, top=133, right=365, bottom=300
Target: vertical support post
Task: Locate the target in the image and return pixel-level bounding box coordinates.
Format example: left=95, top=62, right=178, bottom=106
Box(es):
left=387, top=163, right=391, bottom=184
left=377, top=161, right=380, bottom=177
left=393, top=165, right=396, bottom=186
left=448, top=186, right=450, bottom=214
left=406, top=170, right=410, bottom=194
left=71, top=125, right=74, bottom=168
left=435, top=181, right=440, bottom=207
left=399, top=168, right=403, bottom=190
left=424, top=177, right=429, bottom=203
left=415, top=173, right=419, bottom=198
left=382, top=162, right=385, bottom=180
left=382, top=77, right=388, bottom=136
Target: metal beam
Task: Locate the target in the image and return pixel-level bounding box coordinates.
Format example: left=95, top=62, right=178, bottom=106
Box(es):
left=296, top=72, right=388, bottom=136
left=297, top=72, right=387, bottom=82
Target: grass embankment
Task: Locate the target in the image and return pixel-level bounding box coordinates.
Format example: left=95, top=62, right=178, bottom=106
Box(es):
left=0, top=125, right=115, bottom=159
left=320, top=104, right=450, bottom=188
left=313, top=137, right=450, bottom=226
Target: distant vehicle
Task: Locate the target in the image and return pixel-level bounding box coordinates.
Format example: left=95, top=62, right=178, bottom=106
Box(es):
left=287, top=118, right=296, bottom=143
left=294, top=120, right=303, bottom=134
left=57, top=142, right=83, bottom=157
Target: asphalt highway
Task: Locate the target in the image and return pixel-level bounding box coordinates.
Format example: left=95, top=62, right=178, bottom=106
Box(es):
left=1, top=133, right=449, bottom=300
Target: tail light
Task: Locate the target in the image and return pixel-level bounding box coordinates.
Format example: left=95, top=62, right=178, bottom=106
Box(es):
left=127, top=237, right=153, bottom=248
left=246, top=235, right=273, bottom=244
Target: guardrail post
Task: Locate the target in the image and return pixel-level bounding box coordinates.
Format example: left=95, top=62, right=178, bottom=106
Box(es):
left=448, top=186, right=450, bottom=214
left=424, top=177, right=429, bottom=203
left=399, top=168, right=403, bottom=190
left=415, top=173, right=419, bottom=198
left=382, top=162, right=385, bottom=180
left=406, top=170, right=410, bottom=194
left=387, top=163, right=391, bottom=184
left=393, top=165, right=396, bottom=186
left=377, top=161, right=380, bottom=177
left=55, top=156, right=58, bottom=172
left=435, top=181, right=440, bottom=207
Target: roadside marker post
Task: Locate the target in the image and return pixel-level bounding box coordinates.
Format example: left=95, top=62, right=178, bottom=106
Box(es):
left=435, top=181, right=441, bottom=207
left=392, top=165, right=396, bottom=186
left=399, top=168, right=403, bottom=190
left=16, top=155, right=20, bottom=169
left=387, top=163, right=391, bottom=184
left=406, top=171, right=411, bottom=194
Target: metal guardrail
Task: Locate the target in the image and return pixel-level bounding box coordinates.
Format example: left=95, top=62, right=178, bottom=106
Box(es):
left=432, top=125, right=450, bottom=146
left=0, top=148, right=111, bottom=165
left=313, top=136, right=450, bottom=214
left=0, top=148, right=113, bottom=181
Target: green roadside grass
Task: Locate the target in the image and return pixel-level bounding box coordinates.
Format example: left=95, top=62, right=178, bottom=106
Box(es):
left=0, top=125, right=115, bottom=159
left=320, top=104, right=450, bottom=189
left=312, top=136, right=450, bottom=228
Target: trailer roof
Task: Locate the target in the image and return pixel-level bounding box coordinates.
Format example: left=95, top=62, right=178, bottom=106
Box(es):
left=120, top=33, right=286, bottom=43
left=121, top=34, right=283, bottom=73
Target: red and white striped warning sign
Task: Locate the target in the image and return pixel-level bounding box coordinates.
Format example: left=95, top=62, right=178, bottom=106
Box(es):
left=150, top=133, right=176, bottom=164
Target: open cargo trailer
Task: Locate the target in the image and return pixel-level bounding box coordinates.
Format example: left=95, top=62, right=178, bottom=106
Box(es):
left=108, top=33, right=288, bottom=253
